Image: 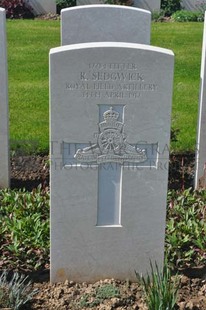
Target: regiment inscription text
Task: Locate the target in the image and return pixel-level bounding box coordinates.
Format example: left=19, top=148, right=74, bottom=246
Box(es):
left=66, top=63, right=158, bottom=99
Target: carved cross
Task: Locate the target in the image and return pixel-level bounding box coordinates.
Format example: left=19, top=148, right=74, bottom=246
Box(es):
left=63, top=105, right=158, bottom=226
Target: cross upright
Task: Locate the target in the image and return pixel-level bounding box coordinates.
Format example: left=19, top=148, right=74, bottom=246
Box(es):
left=63, top=104, right=158, bottom=226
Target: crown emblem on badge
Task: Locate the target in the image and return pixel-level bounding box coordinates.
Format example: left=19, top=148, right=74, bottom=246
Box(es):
left=103, top=107, right=119, bottom=121
left=99, top=107, right=123, bottom=133
left=74, top=106, right=147, bottom=164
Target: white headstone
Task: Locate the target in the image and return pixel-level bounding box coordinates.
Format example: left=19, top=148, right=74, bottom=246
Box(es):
left=0, top=8, right=9, bottom=188
left=76, top=0, right=161, bottom=11
left=195, top=12, right=206, bottom=188
left=26, top=0, right=56, bottom=15
left=50, top=42, right=174, bottom=283
left=181, top=0, right=203, bottom=11
left=77, top=0, right=104, bottom=4
left=61, top=5, right=151, bottom=45
left=132, top=0, right=160, bottom=11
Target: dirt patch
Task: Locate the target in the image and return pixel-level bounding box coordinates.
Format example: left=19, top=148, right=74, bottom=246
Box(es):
left=10, top=155, right=49, bottom=191
left=10, top=153, right=195, bottom=191
left=35, top=13, right=60, bottom=20
left=24, top=275, right=206, bottom=309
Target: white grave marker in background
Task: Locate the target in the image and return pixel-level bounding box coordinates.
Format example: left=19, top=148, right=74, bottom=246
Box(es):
left=26, top=0, right=56, bottom=15
left=182, top=0, right=205, bottom=11
left=61, top=5, right=151, bottom=45
left=50, top=42, right=174, bottom=283
left=77, top=0, right=104, bottom=4
left=0, top=8, right=9, bottom=188
left=195, top=12, right=206, bottom=188
left=76, top=0, right=161, bottom=11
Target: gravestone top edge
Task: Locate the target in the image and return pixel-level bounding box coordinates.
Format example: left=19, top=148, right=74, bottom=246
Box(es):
left=50, top=42, right=174, bottom=57
left=0, top=7, right=5, bottom=12
left=61, top=4, right=151, bottom=15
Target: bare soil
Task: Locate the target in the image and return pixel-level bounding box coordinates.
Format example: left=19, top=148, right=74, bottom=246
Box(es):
left=27, top=275, right=206, bottom=310
left=9, top=154, right=206, bottom=310
left=10, top=153, right=195, bottom=191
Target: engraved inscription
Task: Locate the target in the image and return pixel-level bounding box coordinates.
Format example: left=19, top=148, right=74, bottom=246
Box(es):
left=80, top=71, right=144, bottom=81
left=65, top=63, right=158, bottom=99
left=74, top=107, right=147, bottom=164
left=88, top=63, right=141, bottom=70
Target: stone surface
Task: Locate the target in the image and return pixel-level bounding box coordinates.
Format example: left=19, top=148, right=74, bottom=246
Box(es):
left=195, top=12, right=206, bottom=189
left=77, top=0, right=104, bottom=4
left=0, top=8, right=9, bottom=188
left=181, top=0, right=204, bottom=11
left=132, top=0, right=160, bottom=11
left=76, top=0, right=161, bottom=11
left=50, top=42, right=174, bottom=283
left=27, top=0, right=56, bottom=15
left=61, top=5, right=151, bottom=45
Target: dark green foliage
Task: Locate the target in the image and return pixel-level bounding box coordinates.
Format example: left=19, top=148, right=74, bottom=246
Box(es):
left=0, top=186, right=49, bottom=271
left=171, top=10, right=204, bottom=22
left=151, top=10, right=166, bottom=21
left=0, top=0, right=34, bottom=19
left=161, top=0, right=182, bottom=16
left=56, top=0, right=76, bottom=14
left=166, top=188, right=206, bottom=268
left=136, top=262, right=179, bottom=310
left=10, top=139, right=41, bottom=156
left=0, top=185, right=206, bottom=273
left=171, top=127, right=180, bottom=143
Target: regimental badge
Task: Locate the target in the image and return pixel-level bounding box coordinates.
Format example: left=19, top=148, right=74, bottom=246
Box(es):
left=74, top=107, right=147, bottom=164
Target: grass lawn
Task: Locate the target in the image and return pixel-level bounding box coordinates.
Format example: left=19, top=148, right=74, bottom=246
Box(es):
left=7, top=20, right=203, bottom=154
left=152, top=22, right=203, bottom=152
left=7, top=19, right=60, bottom=154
